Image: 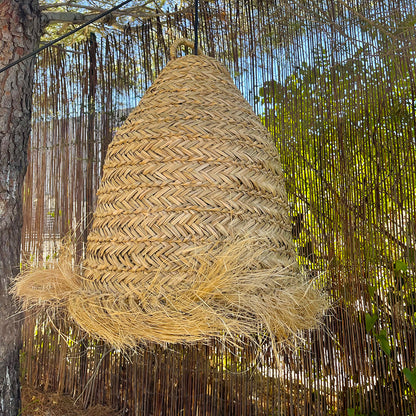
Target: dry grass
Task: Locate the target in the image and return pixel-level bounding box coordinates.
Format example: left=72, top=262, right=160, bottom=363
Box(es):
left=14, top=237, right=328, bottom=350
left=21, top=385, right=120, bottom=416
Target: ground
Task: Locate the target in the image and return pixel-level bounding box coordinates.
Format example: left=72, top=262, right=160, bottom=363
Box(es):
left=21, top=386, right=121, bottom=416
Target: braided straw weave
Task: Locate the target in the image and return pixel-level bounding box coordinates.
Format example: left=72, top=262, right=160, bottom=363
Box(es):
left=15, top=40, right=327, bottom=348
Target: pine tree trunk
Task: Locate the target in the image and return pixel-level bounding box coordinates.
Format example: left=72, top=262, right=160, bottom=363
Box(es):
left=0, top=1, right=40, bottom=415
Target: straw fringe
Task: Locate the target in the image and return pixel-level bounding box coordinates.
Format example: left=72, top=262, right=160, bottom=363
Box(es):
left=14, top=237, right=327, bottom=349
left=14, top=241, right=81, bottom=309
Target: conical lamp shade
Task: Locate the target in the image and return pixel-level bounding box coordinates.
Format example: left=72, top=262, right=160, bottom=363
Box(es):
left=15, top=43, right=327, bottom=349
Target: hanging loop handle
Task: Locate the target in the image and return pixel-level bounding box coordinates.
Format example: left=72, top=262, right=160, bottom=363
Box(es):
left=170, top=38, right=203, bottom=60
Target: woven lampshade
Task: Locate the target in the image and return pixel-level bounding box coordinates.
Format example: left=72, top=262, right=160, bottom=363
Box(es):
left=15, top=40, right=327, bottom=348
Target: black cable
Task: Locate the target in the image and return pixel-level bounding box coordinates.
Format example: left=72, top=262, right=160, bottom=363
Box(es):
left=0, top=0, right=135, bottom=75
left=194, top=0, right=199, bottom=55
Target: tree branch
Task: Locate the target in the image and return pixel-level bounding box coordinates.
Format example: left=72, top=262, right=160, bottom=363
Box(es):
left=43, top=11, right=96, bottom=24
left=40, top=0, right=159, bottom=25
left=41, top=1, right=154, bottom=12
left=42, top=3, right=193, bottom=26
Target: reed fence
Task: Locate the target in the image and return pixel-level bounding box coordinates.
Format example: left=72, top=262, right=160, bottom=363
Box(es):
left=21, top=0, right=416, bottom=415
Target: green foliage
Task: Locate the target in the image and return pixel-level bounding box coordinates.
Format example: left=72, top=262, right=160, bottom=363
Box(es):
left=403, top=368, right=416, bottom=391
left=365, top=313, right=378, bottom=333
left=257, top=38, right=416, bottom=285
left=364, top=313, right=392, bottom=356
left=368, top=286, right=377, bottom=299
left=394, top=259, right=408, bottom=273
left=347, top=408, right=365, bottom=416
left=375, top=330, right=391, bottom=356
left=257, top=10, right=416, bottom=412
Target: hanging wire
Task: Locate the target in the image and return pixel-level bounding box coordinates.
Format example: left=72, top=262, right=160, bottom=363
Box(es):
left=0, top=0, right=135, bottom=75
left=194, top=0, right=199, bottom=54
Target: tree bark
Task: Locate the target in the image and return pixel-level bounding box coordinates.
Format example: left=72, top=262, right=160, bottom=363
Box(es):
left=0, top=1, right=41, bottom=415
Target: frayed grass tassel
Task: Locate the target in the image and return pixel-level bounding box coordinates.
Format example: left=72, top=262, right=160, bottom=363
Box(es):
left=14, top=237, right=328, bottom=350
left=13, top=240, right=81, bottom=310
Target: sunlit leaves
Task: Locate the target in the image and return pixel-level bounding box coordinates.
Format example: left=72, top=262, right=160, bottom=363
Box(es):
left=403, top=368, right=416, bottom=391
left=375, top=330, right=391, bottom=356
left=365, top=312, right=378, bottom=333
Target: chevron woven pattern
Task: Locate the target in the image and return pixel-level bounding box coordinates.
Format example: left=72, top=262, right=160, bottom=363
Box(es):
left=15, top=46, right=327, bottom=348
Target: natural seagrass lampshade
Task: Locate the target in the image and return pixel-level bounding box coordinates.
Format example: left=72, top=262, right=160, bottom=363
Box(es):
left=15, top=39, right=327, bottom=348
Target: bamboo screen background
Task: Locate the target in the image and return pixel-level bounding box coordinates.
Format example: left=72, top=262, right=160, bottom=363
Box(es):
left=21, top=0, right=416, bottom=415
